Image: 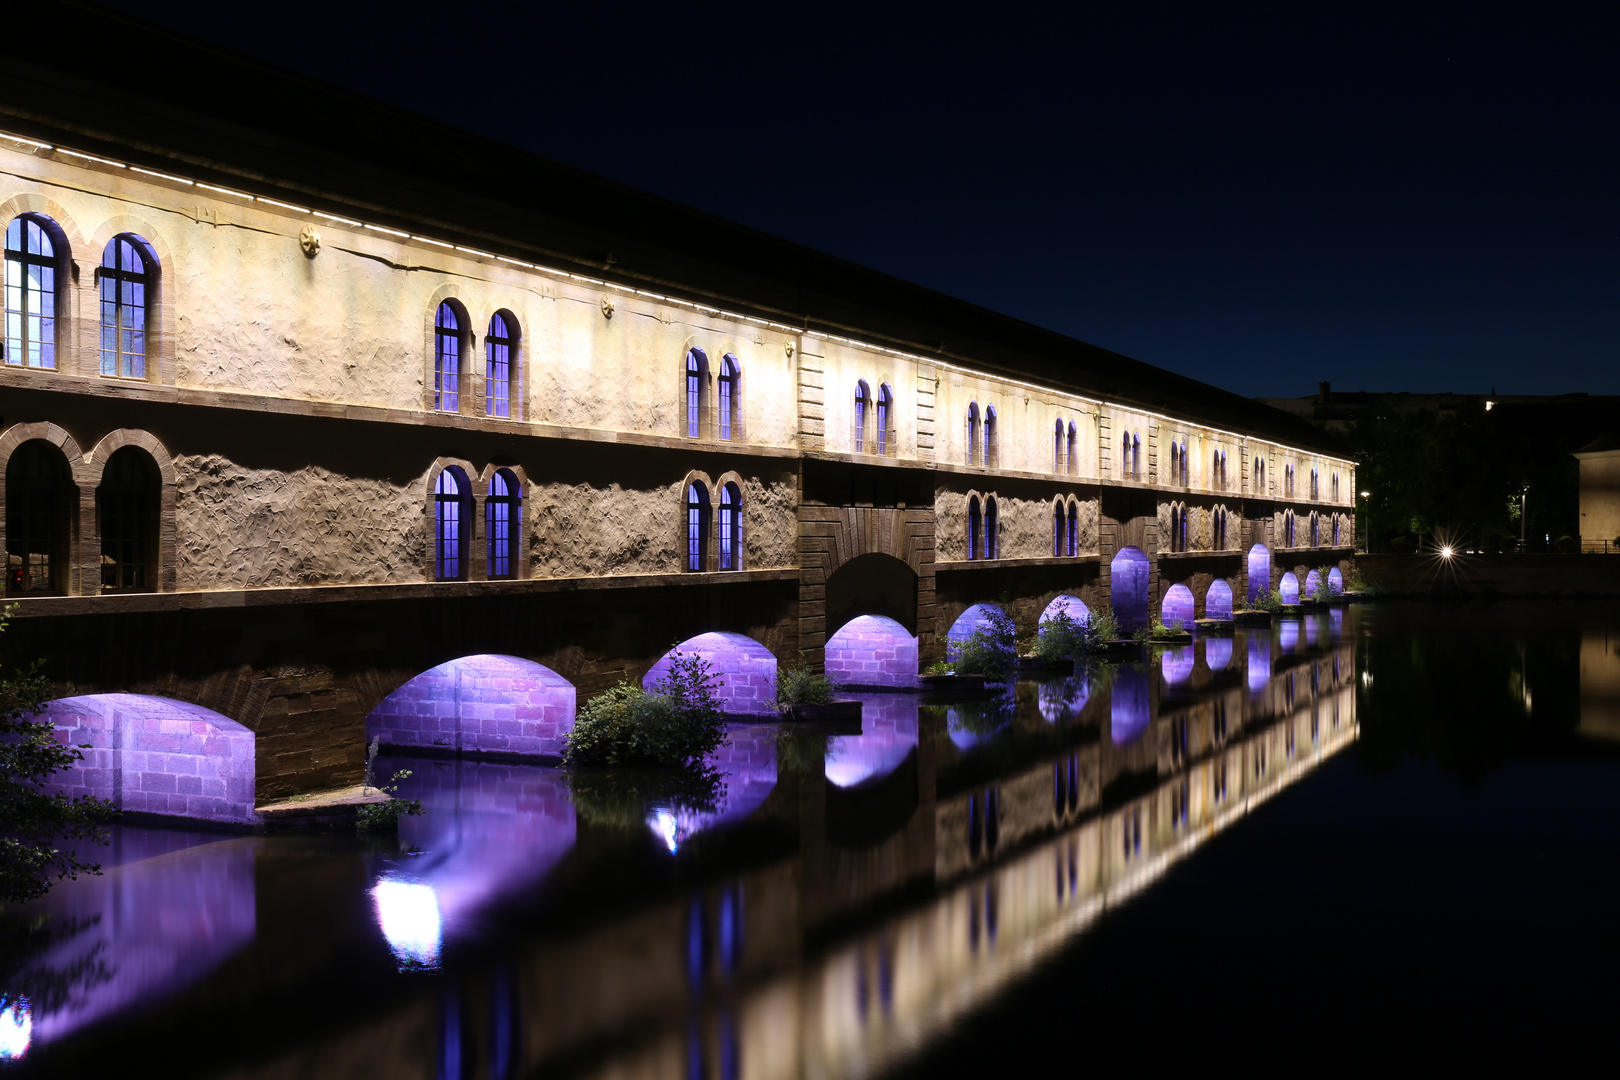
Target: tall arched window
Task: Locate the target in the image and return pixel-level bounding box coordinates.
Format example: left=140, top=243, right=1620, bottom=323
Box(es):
left=1169, top=442, right=1181, bottom=486
left=967, top=403, right=980, bottom=466
left=98, top=446, right=160, bottom=593
left=433, top=301, right=461, bottom=412
left=1066, top=501, right=1078, bottom=557
left=877, top=383, right=893, bottom=456
left=1132, top=433, right=1142, bottom=480
left=1181, top=503, right=1190, bottom=551
left=854, top=380, right=870, bottom=453
left=1053, top=499, right=1064, bottom=556
left=1067, top=422, right=1077, bottom=476
left=1054, top=420, right=1065, bottom=473
left=686, top=482, right=710, bottom=571
left=719, top=482, right=742, bottom=571
left=100, top=234, right=154, bottom=379
left=984, top=407, right=998, bottom=468
left=718, top=354, right=740, bottom=441
left=1332, top=472, right=1340, bottom=502
left=6, top=440, right=70, bottom=596
left=486, top=469, right=519, bottom=579
left=967, top=496, right=981, bottom=560
left=1214, top=506, right=1227, bottom=550
left=685, top=349, right=708, bottom=438
left=1181, top=443, right=1190, bottom=486
left=984, top=497, right=999, bottom=559
left=1310, top=468, right=1319, bottom=500
left=1283, top=509, right=1295, bottom=548
left=1220, top=451, right=1228, bottom=489
left=1310, top=512, right=1320, bottom=547
left=1333, top=515, right=1341, bottom=546
left=485, top=312, right=515, bottom=419
left=5, top=214, right=64, bottom=370
left=434, top=468, right=470, bottom=580
left=1285, top=464, right=1295, bottom=497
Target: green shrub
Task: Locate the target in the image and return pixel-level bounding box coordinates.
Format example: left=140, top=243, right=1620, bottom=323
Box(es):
left=1309, top=566, right=1332, bottom=603
left=356, top=768, right=424, bottom=834
left=775, top=662, right=833, bottom=708
left=1346, top=565, right=1376, bottom=593
left=1084, top=606, right=1121, bottom=647
left=1034, top=610, right=1084, bottom=661
left=951, top=607, right=1019, bottom=680
left=924, top=659, right=953, bottom=676
left=563, top=652, right=725, bottom=769
left=1148, top=620, right=1187, bottom=640
left=1258, top=588, right=1284, bottom=613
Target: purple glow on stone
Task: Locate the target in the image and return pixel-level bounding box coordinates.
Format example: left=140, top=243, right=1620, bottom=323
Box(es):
left=1206, top=579, right=1234, bottom=620
left=1110, top=546, right=1152, bottom=631
left=646, top=724, right=779, bottom=846
left=1037, top=676, right=1090, bottom=723
left=1247, top=636, right=1272, bottom=693
left=1305, top=615, right=1321, bottom=646
left=1279, top=573, right=1300, bottom=605
left=369, top=654, right=576, bottom=758
left=946, top=603, right=1006, bottom=660
left=825, top=615, right=918, bottom=689
left=1331, top=608, right=1344, bottom=635
left=39, top=694, right=256, bottom=825
left=1161, top=584, right=1194, bottom=630
left=1280, top=619, right=1300, bottom=651
left=1247, top=544, right=1272, bottom=603
left=1161, top=646, right=1194, bottom=685
left=1329, top=567, right=1344, bottom=594
left=825, top=695, right=919, bottom=787
left=644, top=634, right=779, bottom=716
left=1305, top=569, right=1324, bottom=598
left=1205, top=637, right=1233, bottom=670
left=1039, top=594, right=1090, bottom=629
left=1110, top=667, right=1151, bottom=744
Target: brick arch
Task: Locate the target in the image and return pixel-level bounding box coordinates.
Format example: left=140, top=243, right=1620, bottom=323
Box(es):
left=86, top=213, right=177, bottom=385
left=86, top=429, right=179, bottom=593
left=797, top=501, right=936, bottom=668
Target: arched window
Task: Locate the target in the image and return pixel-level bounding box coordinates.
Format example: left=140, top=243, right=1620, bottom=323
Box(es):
left=966, top=403, right=980, bottom=465
left=1132, top=433, right=1142, bottom=480
left=1181, top=503, right=1190, bottom=551
left=1168, top=504, right=1179, bottom=552
left=433, top=301, right=461, bottom=412
left=1066, top=501, right=1079, bottom=557
left=1171, top=442, right=1182, bottom=486
left=877, top=383, right=893, bottom=456
left=967, top=496, right=981, bottom=560
left=1067, top=422, right=1077, bottom=476
left=1213, top=506, right=1226, bottom=550
left=685, top=349, right=708, bottom=438
left=434, top=468, right=470, bottom=579
left=1053, top=500, right=1064, bottom=557
left=1283, top=509, right=1295, bottom=548
left=686, top=482, right=710, bottom=571
left=985, top=497, right=999, bottom=559
left=718, top=482, right=742, bottom=571
left=1310, top=468, right=1319, bottom=500
left=1332, top=472, right=1340, bottom=502
left=485, top=312, right=515, bottom=419
left=1122, top=433, right=1131, bottom=479
left=5, top=214, right=64, bottom=370
left=1182, top=443, right=1191, bottom=487
left=6, top=440, right=71, bottom=596
left=1333, top=515, right=1341, bottom=545
left=486, top=469, right=519, bottom=579
left=1311, top=512, right=1320, bottom=547
left=1054, top=420, right=1065, bottom=473
left=100, top=234, right=155, bottom=379
left=854, top=380, right=870, bottom=453
left=718, top=354, right=740, bottom=441
left=98, top=446, right=160, bottom=593
left=984, top=406, right=998, bottom=468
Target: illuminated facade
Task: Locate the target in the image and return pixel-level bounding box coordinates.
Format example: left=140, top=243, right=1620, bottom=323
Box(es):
left=1, top=10, right=1354, bottom=804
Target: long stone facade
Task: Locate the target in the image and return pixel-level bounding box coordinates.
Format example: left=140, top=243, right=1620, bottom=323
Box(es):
left=0, top=25, right=1354, bottom=807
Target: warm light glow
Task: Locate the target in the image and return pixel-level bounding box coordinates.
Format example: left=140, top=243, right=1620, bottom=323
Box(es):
left=0, top=997, right=31, bottom=1061
left=1440, top=546, right=1454, bottom=558
left=1485, top=401, right=1495, bottom=411
left=372, top=879, right=442, bottom=970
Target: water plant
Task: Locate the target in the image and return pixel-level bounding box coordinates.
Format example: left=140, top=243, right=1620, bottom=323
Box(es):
left=356, top=758, right=424, bottom=834
left=1033, top=610, right=1085, bottom=662
left=951, top=606, right=1019, bottom=680
left=563, top=651, right=725, bottom=769
left=775, top=661, right=833, bottom=709
left=1257, top=588, right=1284, bottom=613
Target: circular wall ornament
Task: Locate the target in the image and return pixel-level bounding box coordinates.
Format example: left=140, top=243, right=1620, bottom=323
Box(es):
left=299, top=223, right=321, bottom=258
left=601, top=297, right=615, bottom=319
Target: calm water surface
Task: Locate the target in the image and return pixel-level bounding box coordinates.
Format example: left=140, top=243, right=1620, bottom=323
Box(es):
left=4, top=600, right=1619, bottom=1075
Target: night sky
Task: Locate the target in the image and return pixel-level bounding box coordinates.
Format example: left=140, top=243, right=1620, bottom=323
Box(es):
left=102, top=1, right=1620, bottom=398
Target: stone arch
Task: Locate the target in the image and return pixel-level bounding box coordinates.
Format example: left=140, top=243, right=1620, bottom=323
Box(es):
left=1110, top=546, right=1151, bottom=631
left=826, top=551, right=918, bottom=635
left=1161, top=583, right=1195, bottom=629
left=798, top=498, right=936, bottom=667
left=1328, top=567, right=1344, bottom=594
left=86, top=429, right=178, bottom=593
left=945, top=602, right=1006, bottom=661
left=86, top=212, right=177, bottom=385
left=0, top=422, right=86, bottom=596
left=1205, top=578, right=1234, bottom=620
left=368, top=654, right=576, bottom=759
left=1279, top=571, right=1300, bottom=605
left=1304, top=568, right=1324, bottom=598
left=1247, top=543, right=1272, bottom=603
left=824, top=614, right=917, bottom=689
left=1040, top=593, right=1090, bottom=631
left=40, top=693, right=255, bottom=825
left=643, top=632, right=778, bottom=716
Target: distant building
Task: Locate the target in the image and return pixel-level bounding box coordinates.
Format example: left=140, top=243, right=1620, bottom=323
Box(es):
left=1574, top=434, right=1620, bottom=548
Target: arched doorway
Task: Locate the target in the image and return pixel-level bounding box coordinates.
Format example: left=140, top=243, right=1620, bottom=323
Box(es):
left=369, top=654, right=576, bottom=758
left=1161, top=583, right=1194, bottom=629
left=1246, top=544, right=1272, bottom=604
left=825, top=615, right=917, bottom=688
left=1110, top=546, right=1151, bottom=630
left=7, top=439, right=74, bottom=596
left=1304, top=569, right=1324, bottom=599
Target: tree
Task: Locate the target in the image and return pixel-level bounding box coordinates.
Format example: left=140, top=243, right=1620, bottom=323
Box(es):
left=0, top=611, right=116, bottom=904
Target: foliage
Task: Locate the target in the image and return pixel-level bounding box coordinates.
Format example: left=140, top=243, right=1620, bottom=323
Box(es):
left=563, top=651, right=725, bottom=769
left=1257, top=588, right=1284, bottom=614
left=1346, top=565, right=1376, bottom=593
left=950, top=607, right=1020, bottom=680
left=775, top=661, right=833, bottom=709
left=0, top=609, right=117, bottom=904
left=566, top=765, right=720, bottom=829
left=1033, top=610, right=1085, bottom=661
left=1084, top=606, right=1121, bottom=646
left=923, top=659, right=954, bottom=676
left=1309, top=567, right=1333, bottom=603
left=356, top=769, right=424, bottom=833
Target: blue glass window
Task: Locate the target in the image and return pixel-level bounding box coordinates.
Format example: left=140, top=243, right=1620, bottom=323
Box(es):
left=486, top=469, right=519, bottom=579
left=718, top=482, right=741, bottom=571
left=100, top=235, right=152, bottom=378
left=1067, top=502, right=1078, bottom=557
left=967, top=496, right=981, bottom=560
left=686, top=482, right=709, bottom=571
left=984, top=406, right=997, bottom=468
left=1053, top=500, right=1064, bottom=557
left=486, top=312, right=514, bottom=418
left=985, top=497, right=998, bottom=559
left=434, top=302, right=460, bottom=412
left=966, top=403, right=979, bottom=465
left=435, top=468, right=468, bottom=580
left=1066, top=421, right=1077, bottom=476
left=877, top=383, right=892, bottom=455
left=4, top=215, right=59, bottom=370
left=686, top=349, right=707, bottom=438
left=718, top=354, right=739, bottom=441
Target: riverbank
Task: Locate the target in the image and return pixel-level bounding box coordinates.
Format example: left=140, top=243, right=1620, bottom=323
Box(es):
left=1358, top=553, right=1620, bottom=597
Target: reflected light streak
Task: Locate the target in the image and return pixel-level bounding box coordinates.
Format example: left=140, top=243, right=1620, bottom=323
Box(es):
left=0, top=997, right=30, bottom=1061
left=372, top=880, right=443, bottom=971
left=650, top=808, right=682, bottom=853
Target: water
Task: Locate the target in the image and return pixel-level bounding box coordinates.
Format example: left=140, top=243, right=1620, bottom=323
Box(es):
left=4, top=600, right=1618, bottom=1075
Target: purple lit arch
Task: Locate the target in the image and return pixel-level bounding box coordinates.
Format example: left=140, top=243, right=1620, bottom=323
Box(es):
left=1279, top=572, right=1300, bottom=605
left=1247, top=544, right=1272, bottom=603
left=825, top=615, right=918, bottom=689
left=1161, top=583, right=1194, bottom=630
left=1110, top=546, right=1151, bottom=631
left=1206, top=579, right=1234, bottom=620
left=644, top=632, right=778, bottom=716
left=369, top=654, right=577, bottom=759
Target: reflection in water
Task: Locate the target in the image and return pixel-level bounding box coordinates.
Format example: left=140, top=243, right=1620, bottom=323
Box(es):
left=1111, top=667, right=1151, bottom=743
left=1279, top=618, right=1300, bottom=652
left=1161, top=646, right=1194, bottom=685
left=0, top=997, right=30, bottom=1062
left=1205, top=637, right=1233, bottom=670
left=1248, top=636, right=1272, bottom=692
left=826, top=697, right=920, bottom=787
left=947, top=686, right=1017, bottom=750
left=371, top=879, right=443, bottom=971
left=1037, top=676, right=1090, bottom=723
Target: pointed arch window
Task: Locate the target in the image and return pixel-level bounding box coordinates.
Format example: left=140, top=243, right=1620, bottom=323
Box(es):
left=1332, top=515, right=1341, bottom=546
left=1053, top=500, right=1064, bottom=557
left=719, top=482, right=743, bottom=571
left=854, top=380, right=870, bottom=453
left=5, top=214, right=64, bottom=370
left=685, top=349, right=709, bottom=438
left=435, top=468, right=471, bottom=580
left=1067, top=501, right=1079, bottom=557
left=6, top=440, right=71, bottom=596
left=966, top=403, right=980, bottom=466
left=98, top=446, right=160, bottom=593
left=100, top=234, right=154, bottom=379
left=486, top=469, right=520, bottom=579
left=984, top=407, right=998, bottom=468
left=1054, top=420, right=1065, bottom=474
left=434, top=302, right=461, bottom=412
left=1310, top=468, right=1319, bottom=500
left=1310, top=512, right=1320, bottom=547
left=485, top=312, right=515, bottom=419
left=877, top=383, right=893, bottom=456
left=1169, top=442, right=1180, bottom=486
left=967, top=496, right=981, bottom=560
left=1067, top=422, right=1078, bottom=476
left=718, top=354, right=740, bottom=441
left=686, top=482, right=711, bottom=571
left=985, top=497, right=999, bottom=559
left=1132, top=433, right=1142, bottom=480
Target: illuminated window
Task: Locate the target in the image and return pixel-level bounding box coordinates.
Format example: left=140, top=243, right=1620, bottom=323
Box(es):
left=4, top=214, right=63, bottom=370
left=433, top=301, right=461, bottom=412
left=486, top=469, right=519, bottom=579
left=1054, top=500, right=1064, bottom=557
left=718, top=354, right=739, bottom=441
left=1311, top=512, right=1320, bottom=547
left=876, top=383, right=893, bottom=455
left=98, top=446, right=159, bottom=593
left=485, top=312, right=515, bottom=418
left=1054, top=420, right=1065, bottom=473
left=1132, top=433, right=1141, bottom=480
left=1067, top=421, right=1077, bottom=476
left=1067, top=501, right=1078, bottom=557
left=6, top=440, right=69, bottom=596
left=718, top=482, right=742, bottom=571
left=984, top=406, right=998, bottom=468
left=1333, top=515, right=1341, bottom=546
left=1283, top=509, right=1295, bottom=548
left=1310, top=468, right=1319, bottom=500
left=854, top=380, right=870, bottom=453
left=100, top=234, right=154, bottom=379
left=985, top=497, right=999, bottom=559
left=967, top=496, right=981, bottom=560
left=966, top=403, right=980, bottom=465
left=434, top=468, right=470, bottom=580
left=685, top=348, right=708, bottom=438
left=686, top=482, right=710, bottom=571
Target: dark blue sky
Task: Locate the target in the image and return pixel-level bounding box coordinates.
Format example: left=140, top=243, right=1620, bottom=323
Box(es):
left=109, top=1, right=1620, bottom=397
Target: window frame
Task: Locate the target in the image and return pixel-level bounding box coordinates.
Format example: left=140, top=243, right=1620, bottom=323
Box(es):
left=99, top=233, right=156, bottom=380
left=4, top=213, right=66, bottom=372
left=434, top=467, right=471, bottom=580
left=485, top=311, right=516, bottom=419
left=433, top=301, right=464, bottom=413
left=485, top=468, right=520, bottom=579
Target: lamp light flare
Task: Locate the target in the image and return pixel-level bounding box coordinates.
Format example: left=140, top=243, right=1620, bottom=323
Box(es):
left=371, top=879, right=443, bottom=971
left=0, top=996, right=31, bottom=1061
left=1440, top=546, right=1454, bottom=558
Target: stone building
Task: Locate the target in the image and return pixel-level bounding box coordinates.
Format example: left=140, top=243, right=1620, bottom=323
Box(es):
left=0, top=4, right=1353, bottom=810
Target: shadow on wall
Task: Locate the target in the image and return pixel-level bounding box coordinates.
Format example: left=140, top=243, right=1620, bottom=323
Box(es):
left=1110, top=547, right=1151, bottom=631
left=644, top=633, right=779, bottom=716
left=825, top=615, right=919, bottom=689
left=40, top=694, right=255, bottom=825
left=368, top=655, right=577, bottom=760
